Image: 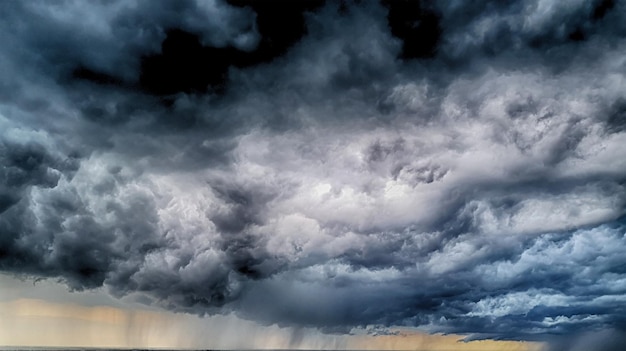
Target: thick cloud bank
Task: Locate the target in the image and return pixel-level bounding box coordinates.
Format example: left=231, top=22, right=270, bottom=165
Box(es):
left=1, top=0, right=625, bottom=343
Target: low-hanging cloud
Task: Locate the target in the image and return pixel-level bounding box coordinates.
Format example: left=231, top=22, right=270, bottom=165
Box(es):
left=1, top=0, right=625, bottom=345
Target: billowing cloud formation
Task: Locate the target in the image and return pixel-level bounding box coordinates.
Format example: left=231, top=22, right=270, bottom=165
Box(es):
left=1, top=0, right=625, bottom=344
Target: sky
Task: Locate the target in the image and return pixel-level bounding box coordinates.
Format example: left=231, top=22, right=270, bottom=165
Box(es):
left=0, top=275, right=540, bottom=351
left=0, top=0, right=625, bottom=350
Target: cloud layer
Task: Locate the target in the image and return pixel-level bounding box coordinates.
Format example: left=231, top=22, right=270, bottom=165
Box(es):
left=1, top=0, right=625, bottom=343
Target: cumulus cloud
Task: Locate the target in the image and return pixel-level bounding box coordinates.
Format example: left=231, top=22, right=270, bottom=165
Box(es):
left=1, top=0, right=625, bottom=345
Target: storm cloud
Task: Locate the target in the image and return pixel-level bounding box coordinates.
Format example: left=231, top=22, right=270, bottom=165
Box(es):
left=1, top=0, right=625, bottom=345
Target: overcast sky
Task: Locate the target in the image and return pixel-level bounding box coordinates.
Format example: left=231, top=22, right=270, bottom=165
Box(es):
left=1, top=1, right=626, bottom=350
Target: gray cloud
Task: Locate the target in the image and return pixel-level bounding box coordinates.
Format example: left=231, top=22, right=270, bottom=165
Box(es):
left=1, top=0, right=625, bottom=345
left=546, top=329, right=626, bottom=351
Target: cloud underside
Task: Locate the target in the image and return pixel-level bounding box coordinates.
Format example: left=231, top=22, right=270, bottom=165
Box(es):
left=1, top=0, right=625, bottom=343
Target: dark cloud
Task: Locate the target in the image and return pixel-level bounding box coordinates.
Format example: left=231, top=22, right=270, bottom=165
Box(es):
left=546, top=329, right=626, bottom=351
left=1, top=0, right=626, bottom=346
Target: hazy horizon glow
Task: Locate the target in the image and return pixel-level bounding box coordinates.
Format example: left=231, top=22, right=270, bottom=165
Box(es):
left=1, top=274, right=542, bottom=350
left=0, top=299, right=540, bottom=351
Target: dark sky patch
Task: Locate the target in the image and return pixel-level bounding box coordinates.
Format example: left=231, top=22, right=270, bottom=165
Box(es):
left=72, top=67, right=126, bottom=87
left=381, top=0, right=441, bottom=59
left=139, top=1, right=327, bottom=96
left=226, top=0, right=326, bottom=63
left=592, top=0, right=616, bottom=21
left=140, top=29, right=234, bottom=95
